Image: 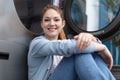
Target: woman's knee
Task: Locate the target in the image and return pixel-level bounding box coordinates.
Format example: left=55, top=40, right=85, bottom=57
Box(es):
left=74, top=53, right=108, bottom=80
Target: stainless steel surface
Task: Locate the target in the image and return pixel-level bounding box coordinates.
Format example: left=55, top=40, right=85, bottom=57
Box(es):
left=0, top=0, right=33, bottom=80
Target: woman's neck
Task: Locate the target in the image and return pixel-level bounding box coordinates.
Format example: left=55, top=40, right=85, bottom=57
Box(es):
left=45, top=35, right=58, bottom=40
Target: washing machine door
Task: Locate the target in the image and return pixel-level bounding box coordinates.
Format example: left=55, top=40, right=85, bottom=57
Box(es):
left=0, top=0, right=52, bottom=80
left=62, top=0, right=120, bottom=41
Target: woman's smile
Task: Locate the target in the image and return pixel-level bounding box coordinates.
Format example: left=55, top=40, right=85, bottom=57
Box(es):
left=47, top=27, right=57, bottom=32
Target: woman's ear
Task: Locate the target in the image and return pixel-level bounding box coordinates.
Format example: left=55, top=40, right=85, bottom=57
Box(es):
left=40, top=21, right=43, bottom=28
left=62, top=20, right=65, bottom=28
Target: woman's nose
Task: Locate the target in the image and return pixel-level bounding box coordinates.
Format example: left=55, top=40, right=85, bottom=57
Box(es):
left=50, top=20, right=55, bottom=25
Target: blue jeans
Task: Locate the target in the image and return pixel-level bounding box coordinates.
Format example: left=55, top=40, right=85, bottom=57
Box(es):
left=48, top=53, right=116, bottom=80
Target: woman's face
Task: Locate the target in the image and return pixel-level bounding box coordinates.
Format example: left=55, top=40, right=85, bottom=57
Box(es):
left=41, top=9, right=65, bottom=40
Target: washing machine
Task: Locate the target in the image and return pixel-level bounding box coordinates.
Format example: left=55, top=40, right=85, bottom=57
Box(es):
left=0, top=0, right=120, bottom=80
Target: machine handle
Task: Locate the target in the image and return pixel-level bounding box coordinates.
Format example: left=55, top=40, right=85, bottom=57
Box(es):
left=0, top=52, right=9, bottom=60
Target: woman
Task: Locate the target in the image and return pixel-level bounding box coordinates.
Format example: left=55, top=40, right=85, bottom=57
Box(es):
left=28, top=5, right=115, bottom=80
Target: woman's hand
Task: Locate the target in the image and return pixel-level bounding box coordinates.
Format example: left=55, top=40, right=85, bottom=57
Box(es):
left=100, top=47, right=113, bottom=70
left=74, top=32, right=113, bottom=70
left=74, top=32, right=97, bottom=50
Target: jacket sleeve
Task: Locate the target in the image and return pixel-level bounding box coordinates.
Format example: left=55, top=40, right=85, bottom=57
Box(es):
left=28, top=36, right=96, bottom=57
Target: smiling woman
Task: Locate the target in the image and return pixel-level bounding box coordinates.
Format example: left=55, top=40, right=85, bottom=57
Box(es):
left=28, top=4, right=115, bottom=80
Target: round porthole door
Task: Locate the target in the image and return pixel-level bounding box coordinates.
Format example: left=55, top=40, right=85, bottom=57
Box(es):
left=62, top=0, right=120, bottom=41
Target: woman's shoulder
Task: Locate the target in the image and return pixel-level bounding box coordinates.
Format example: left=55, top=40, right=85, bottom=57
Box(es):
left=30, top=35, right=48, bottom=45
left=33, top=35, right=47, bottom=41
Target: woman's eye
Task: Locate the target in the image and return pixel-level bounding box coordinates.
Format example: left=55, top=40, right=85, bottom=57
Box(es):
left=54, top=19, right=60, bottom=21
left=44, top=19, right=50, bottom=22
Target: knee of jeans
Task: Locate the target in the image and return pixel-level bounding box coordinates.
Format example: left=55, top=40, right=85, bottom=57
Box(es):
left=75, top=53, right=93, bottom=60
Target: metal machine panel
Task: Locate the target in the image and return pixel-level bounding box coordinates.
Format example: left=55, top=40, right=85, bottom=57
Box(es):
left=0, top=0, right=32, bottom=80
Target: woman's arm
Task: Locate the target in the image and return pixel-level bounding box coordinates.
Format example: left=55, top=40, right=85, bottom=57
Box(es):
left=91, top=42, right=113, bottom=70
left=100, top=46, right=113, bottom=70
left=29, top=37, right=94, bottom=57
left=29, top=36, right=108, bottom=57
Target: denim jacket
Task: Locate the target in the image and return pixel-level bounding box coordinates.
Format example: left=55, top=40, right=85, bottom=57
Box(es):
left=28, top=36, right=96, bottom=80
